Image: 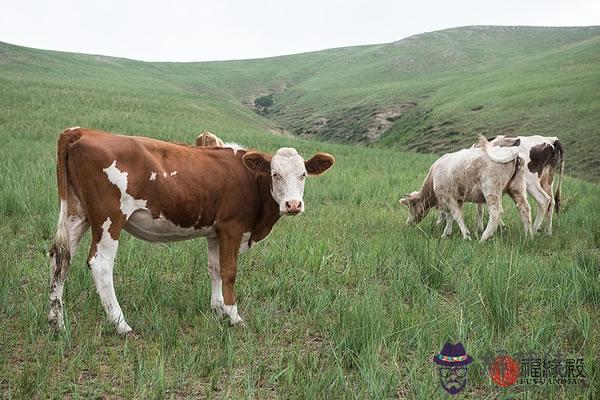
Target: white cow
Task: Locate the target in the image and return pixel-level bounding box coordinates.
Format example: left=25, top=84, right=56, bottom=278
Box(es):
left=400, top=137, right=532, bottom=241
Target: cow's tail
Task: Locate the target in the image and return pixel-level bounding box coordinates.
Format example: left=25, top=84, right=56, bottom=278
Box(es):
left=49, top=128, right=81, bottom=281
left=478, top=135, right=519, bottom=163
left=553, top=139, right=565, bottom=215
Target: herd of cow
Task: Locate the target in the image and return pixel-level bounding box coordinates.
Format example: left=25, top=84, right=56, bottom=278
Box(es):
left=47, top=127, right=563, bottom=333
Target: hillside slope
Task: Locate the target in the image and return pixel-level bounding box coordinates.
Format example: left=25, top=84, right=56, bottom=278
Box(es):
left=1, top=25, right=599, bottom=179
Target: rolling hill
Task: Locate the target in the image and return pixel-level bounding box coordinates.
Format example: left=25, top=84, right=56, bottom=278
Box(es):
left=1, top=25, right=599, bottom=179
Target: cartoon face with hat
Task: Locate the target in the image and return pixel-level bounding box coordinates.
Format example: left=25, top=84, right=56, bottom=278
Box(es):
left=433, top=342, right=473, bottom=395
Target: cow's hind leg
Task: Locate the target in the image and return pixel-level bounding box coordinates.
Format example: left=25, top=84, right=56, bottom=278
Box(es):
left=480, top=193, right=503, bottom=241
left=508, top=190, right=532, bottom=238
left=207, top=238, right=225, bottom=316
left=48, top=200, right=89, bottom=331
left=528, top=180, right=551, bottom=234
left=87, top=215, right=131, bottom=334
left=540, top=169, right=555, bottom=235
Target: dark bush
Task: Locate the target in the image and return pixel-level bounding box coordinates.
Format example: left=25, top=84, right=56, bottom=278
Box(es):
left=255, top=94, right=274, bottom=108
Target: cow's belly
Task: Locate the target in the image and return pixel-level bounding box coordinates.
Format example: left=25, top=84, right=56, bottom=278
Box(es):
left=124, top=209, right=216, bottom=242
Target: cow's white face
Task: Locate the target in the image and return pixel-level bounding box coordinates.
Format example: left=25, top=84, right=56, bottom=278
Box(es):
left=270, top=148, right=307, bottom=214
left=243, top=147, right=335, bottom=216
left=400, top=191, right=430, bottom=225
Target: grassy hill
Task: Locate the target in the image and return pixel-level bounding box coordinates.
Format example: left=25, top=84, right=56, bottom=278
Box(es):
left=0, top=27, right=599, bottom=398
left=2, top=25, right=599, bottom=179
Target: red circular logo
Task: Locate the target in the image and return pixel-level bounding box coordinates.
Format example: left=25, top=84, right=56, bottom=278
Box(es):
left=489, top=355, right=520, bottom=387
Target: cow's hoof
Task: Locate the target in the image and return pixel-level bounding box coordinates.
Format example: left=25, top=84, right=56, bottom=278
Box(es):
left=120, top=330, right=139, bottom=339
left=230, top=317, right=246, bottom=327
left=48, top=314, right=65, bottom=332
left=48, top=318, right=65, bottom=333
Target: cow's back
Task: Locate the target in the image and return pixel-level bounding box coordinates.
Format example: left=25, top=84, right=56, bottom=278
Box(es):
left=65, top=129, right=260, bottom=230
left=432, top=148, right=516, bottom=203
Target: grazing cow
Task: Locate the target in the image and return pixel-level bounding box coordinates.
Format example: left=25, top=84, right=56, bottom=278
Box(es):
left=48, top=127, right=335, bottom=333
left=196, top=131, right=225, bottom=147
left=400, top=137, right=531, bottom=241
left=476, top=135, right=564, bottom=234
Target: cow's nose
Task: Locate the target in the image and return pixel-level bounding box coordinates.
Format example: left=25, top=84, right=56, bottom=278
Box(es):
left=285, top=200, right=302, bottom=213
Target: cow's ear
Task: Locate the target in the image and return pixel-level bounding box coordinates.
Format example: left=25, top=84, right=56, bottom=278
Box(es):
left=399, top=198, right=410, bottom=206
left=243, top=152, right=271, bottom=176
left=305, top=153, right=335, bottom=176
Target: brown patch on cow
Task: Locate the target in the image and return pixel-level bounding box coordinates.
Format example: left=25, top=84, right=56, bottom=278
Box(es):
left=305, top=153, right=335, bottom=176
left=528, top=143, right=556, bottom=176
left=242, top=152, right=272, bottom=176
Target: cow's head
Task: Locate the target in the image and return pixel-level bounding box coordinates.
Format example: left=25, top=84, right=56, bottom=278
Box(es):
left=243, top=148, right=335, bottom=215
left=400, top=191, right=430, bottom=225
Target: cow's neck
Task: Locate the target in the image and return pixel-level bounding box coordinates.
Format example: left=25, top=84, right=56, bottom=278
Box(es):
left=420, top=170, right=437, bottom=210
left=250, top=174, right=280, bottom=242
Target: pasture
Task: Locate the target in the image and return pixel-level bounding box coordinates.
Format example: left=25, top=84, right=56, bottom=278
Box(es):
left=1, top=36, right=599, bottom=398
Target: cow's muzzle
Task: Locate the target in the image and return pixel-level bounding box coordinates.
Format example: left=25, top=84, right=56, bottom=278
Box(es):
left=282, top=200, right=303, bottom=215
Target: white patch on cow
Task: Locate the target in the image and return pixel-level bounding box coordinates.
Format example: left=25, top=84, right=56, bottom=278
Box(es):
left=89, top=217, right=131, bottom=334
left=149, top=172, right=157, bottom=181
left=67, top=126, right=81, bottom=131
left=103, top=160, right=148, bottom=219
left=270, top=147, right=307, bottom=214
left=170, top=171, right=177, bottom=176
left=54, top=200, right=69, bottom=246
left=124, top=209, right=215, bottom=242
left=238, top=231, right=252, bottom=254
left=223, top=142, right=245, bottom=155
left=163, top=172, right=167, bottom=178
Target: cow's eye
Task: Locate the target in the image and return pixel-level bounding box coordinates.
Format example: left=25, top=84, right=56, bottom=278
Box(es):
left=299, top=172, right=307, bottom=180
left=271, top=172, right=280, bottom=179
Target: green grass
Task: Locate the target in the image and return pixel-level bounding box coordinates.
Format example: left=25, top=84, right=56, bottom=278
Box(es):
left=1, top=27, right=600, bottom=398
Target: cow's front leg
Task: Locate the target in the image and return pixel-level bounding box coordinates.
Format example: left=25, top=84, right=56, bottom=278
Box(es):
left=476, top=203, right=485, bottom=232
left=207, top=238, right=224, bottom=316
left=217, top=228, right=244, bottom=325
left=447, top=200, right=471, bottom=240
left=441, top=210, right=453, bottom=238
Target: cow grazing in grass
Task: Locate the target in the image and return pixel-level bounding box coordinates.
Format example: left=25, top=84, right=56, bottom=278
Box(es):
left=476, top=135, right=564, bottom=235
left=48, top=128, right=335, bottom=333
left=400, top=137, right=531, bottom=241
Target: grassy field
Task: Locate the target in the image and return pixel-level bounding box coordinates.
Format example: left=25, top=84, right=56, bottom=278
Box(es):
left=1, top=27, right=600, bottom=399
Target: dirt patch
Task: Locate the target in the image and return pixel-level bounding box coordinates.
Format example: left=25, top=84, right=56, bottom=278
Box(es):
left=366, top=102, right=417, bottom=142
left=268, top=127, right=292, bottom=137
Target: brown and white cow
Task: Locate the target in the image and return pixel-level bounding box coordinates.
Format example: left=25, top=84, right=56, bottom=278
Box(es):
left=400, top=136, right=531, bottom=241
left=476, top=135, right=564, bottom=235
left=48, top=127, right=335, bottom=333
